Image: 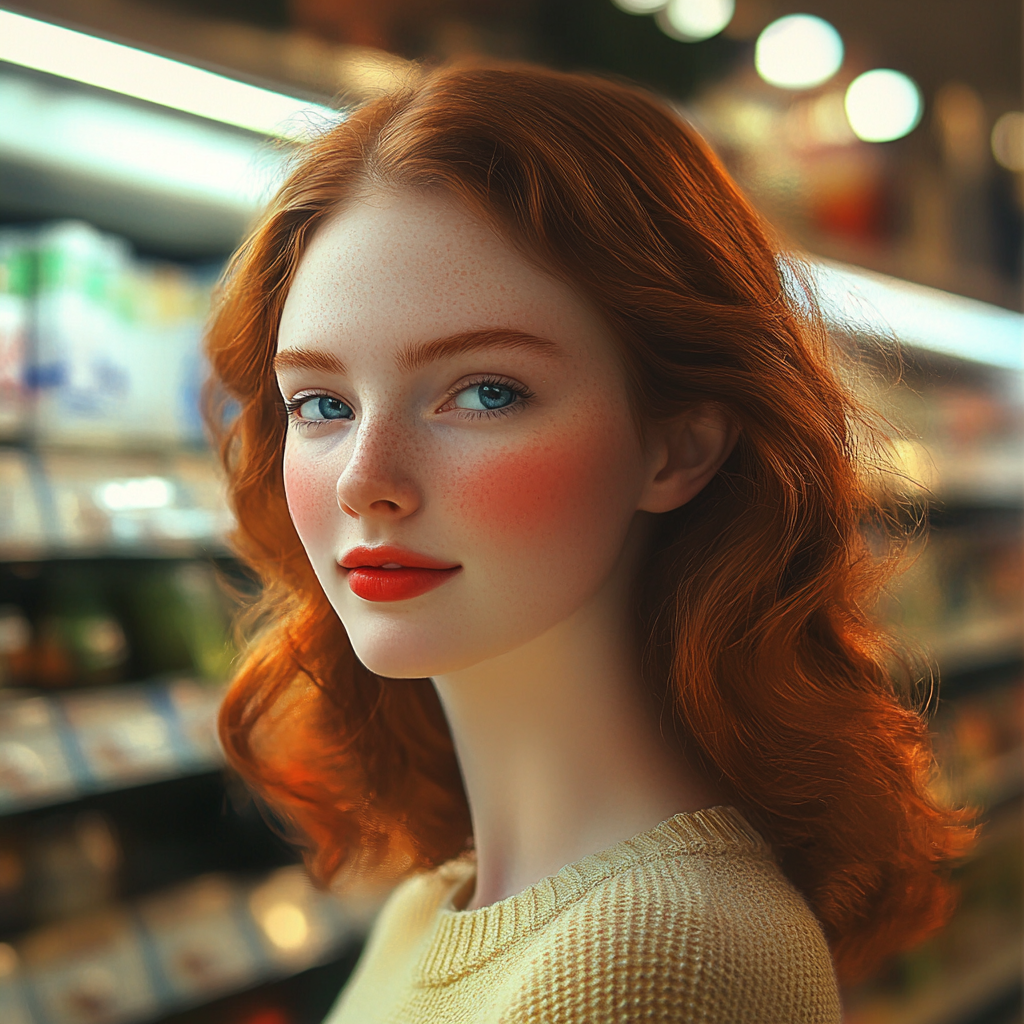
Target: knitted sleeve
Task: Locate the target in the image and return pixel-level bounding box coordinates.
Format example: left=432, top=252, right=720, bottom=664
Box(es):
left=496, top=855, right=843, bottom=1024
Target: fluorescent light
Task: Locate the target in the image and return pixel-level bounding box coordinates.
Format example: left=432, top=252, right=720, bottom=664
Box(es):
left=810, top=260, right=1023, bottom=371
left=98, top=478, right=175, bottom=511
left=0, top=70, right=287, bottom=212
left=0, top=9, right=341, bottom=139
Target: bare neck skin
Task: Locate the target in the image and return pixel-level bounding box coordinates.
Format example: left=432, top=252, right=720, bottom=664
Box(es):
left=431, top=515, right=723, bottom=912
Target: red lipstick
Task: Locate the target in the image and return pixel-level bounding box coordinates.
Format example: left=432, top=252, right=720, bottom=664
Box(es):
left=339, top=545, right=461, bottom=602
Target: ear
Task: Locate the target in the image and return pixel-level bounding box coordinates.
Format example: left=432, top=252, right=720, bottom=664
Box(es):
left=638, top=403, right=740, bottom=514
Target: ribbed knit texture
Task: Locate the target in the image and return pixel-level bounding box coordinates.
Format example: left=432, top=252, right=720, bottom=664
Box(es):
left=324, top=806, right=842, bottom=1023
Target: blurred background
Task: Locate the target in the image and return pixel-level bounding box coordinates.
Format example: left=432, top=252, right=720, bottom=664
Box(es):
left=0, top=1, right=1020, bottom=1022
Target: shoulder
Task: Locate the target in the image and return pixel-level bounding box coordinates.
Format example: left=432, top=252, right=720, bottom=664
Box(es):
left=365, top=854, right=474, bottom=946
left=342, top=856, right=474, bottom=981
left=499, top=846, right=842, bottom=1024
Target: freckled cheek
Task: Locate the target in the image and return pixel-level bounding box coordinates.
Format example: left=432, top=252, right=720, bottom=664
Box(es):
left=282, top=445, right=338, bottom=543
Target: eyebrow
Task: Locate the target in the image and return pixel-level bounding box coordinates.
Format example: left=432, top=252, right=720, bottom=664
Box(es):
left=274, top=329, right=562, bottom=378
left=273, top=348, right=348, bottom=376
left=395, top=328, right=561, bottom=372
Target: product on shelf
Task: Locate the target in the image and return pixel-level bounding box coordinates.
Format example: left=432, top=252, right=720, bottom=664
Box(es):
left=0, top=449, right=236, bottom=556
left=928, top=677, right=1024, bottom=811
left=0, top=604, right=32, bottom=689
left=878, top=520, right=1024, bottom=674
left=34, top=565, right=130, bottom=689
left=0, top=448, right=236, bottom=556
left=27, top=811, right=122, bottom=925
left=59, top=686, right=181, bottom=787
left=0, top=695, right=78, bottom=812
left=3, top=221, right=216, bottom=448
left=38, top=450, right=231, bottom=556
left=126, top=563, right=236, bottom=682
left=0, top=232, right=31, bottom=439
left=139, top=874, right=263, bottom=1003
left=0, top=866, right=367, bottom=1024
left=165, top=677, right=228, bottom=767
left=169, top=450, right=236, bottom=546
left=19, top=907, right=159, bottom=1024
left=861, top=366, right=1024, bottom=505
left=0, top=451, right=45, bottom=558
left=0, top=679, right=227, bottom=813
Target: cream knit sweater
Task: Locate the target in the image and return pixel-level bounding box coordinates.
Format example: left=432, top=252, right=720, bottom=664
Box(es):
left=324, top=805, right=842, bottom=1023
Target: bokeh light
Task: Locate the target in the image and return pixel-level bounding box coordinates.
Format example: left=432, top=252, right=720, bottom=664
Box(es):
left=611, top=0, right=667, bottom=14
left=656, top=0, right=735, bottom=42
left=844, top=69, right=923, bottom=142
left=261, top=902, right=310, bottom=950
left=991, top=111, right=1024, bottom=171
left=754, top=15, right=844, bottom=90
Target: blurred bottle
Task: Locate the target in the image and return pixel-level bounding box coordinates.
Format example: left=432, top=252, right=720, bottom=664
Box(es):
left=0, top=832, right=29, bottom=937
left=0, top=231, right=33, bottom=438
left=0, top=605, right=32, bottom=688
left=35, top=566, right=129, bottom=688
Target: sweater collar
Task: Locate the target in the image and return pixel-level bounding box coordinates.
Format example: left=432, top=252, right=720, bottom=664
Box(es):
left=414, top=804, right=768, bottom=986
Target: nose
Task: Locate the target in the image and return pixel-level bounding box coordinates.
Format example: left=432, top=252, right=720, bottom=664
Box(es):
left=336, top=412, right=422, bottom=521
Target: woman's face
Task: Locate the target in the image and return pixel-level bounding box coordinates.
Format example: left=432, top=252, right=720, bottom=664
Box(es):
left=276, top=189, right=658, bottom=679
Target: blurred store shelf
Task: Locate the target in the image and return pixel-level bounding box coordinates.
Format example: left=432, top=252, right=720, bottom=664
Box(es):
left=843, top=938, right=1022, bottom=1024
left=0, top=864, right=376, bottom=1024
left=919, top=614, right=1024, bottom=678
left=843, top=797, right=1023, bottom=1024
left=0, top=447, right=234, bottom=561
left=0, top=679, right=226, bottom=815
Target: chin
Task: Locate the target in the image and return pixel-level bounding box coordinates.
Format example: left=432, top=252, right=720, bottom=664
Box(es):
left=341, top=616, right=481, bottom=680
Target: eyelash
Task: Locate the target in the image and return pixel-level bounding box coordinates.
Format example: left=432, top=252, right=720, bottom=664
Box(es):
left=440, top=375, right=535, bottom=419
left=283, top=375, right=535, bottom=428
left=282, top=393, right=344, bottom=426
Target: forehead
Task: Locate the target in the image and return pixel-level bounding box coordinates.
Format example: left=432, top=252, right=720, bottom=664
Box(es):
left=276, top=189, right=613, bottom=359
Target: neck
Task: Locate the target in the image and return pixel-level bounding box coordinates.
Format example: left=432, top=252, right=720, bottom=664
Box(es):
left=431, top=522, right=723, bottom=911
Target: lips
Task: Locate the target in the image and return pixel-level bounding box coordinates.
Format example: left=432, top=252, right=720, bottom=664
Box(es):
left=339, top=545, right=461, bottom=602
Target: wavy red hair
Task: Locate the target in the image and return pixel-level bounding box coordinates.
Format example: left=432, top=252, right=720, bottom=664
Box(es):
left=205, top=62, right=979, bottom=986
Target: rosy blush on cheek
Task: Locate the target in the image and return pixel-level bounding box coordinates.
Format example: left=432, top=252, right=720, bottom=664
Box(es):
left=283, top=447, right=338, bottom=541
left=452, top=424, right=630, bottom=540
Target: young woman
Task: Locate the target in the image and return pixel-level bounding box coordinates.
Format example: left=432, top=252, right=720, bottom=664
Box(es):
left=205, top=62, right=978, bottom=1023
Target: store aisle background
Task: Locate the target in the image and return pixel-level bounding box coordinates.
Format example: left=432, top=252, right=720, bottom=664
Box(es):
left=0, top=1, right=1020, bottom=1022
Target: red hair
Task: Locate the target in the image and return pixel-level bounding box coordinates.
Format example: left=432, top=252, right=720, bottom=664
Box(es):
left=205, top=62, right=978, bottom=986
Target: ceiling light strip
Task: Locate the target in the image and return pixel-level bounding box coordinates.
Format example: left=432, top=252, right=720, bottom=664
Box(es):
left=0, top=9, right=340, bottom=139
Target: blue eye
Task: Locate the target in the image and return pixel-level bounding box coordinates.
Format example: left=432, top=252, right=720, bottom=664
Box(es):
left=454, top=383, right=518, bottom=411
left=295, top=396, right=353, bottom=421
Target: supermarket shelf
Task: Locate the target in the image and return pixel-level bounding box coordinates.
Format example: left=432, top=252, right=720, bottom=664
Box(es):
left=0, top=865, right=378, bottom=1024
left=0, top=678, right=226, bottom=815
left=932, top=452, right=1024, bottom=509
left=843, top=937, right=1023, bottom=1024
left=916, top=614, right=1024, bottom=678
left=0, top=445, right=234, bottom=561
left=930, top=745, right=1024, bottom=815
left=976, top=746, right=1024, bottom=810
